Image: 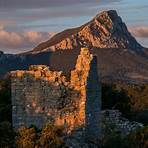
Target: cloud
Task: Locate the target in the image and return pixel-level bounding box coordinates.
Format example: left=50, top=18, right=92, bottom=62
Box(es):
left=0, top=28, right=55, bottom=53
left=0, top=0, right=101, bottom=9
left=0, top=25, right=4, bottom=30
left=129, top=26, right=148, bottom=38
left=0, top=0, right=122, bottom=33
left=0, top=0, right=121, bottom=21
left=0, top=0, right=122, bottom=10
left=129, top=26, right=148, bottom=47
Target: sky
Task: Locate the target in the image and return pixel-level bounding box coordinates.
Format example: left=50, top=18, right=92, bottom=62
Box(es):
left=0, top=0, right=148, bottom=53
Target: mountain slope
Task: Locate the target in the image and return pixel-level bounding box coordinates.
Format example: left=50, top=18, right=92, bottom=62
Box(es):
left=0, top=10, right=148, bottom=84
left=31, top=10, right=143, bottom=53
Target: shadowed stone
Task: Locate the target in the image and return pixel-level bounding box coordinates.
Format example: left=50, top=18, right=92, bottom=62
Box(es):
left=85, top=56, right=101, bottom=143
left=11, top=48, right=102, bottom=144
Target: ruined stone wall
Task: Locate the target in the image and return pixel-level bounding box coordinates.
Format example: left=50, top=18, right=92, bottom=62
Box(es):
left=102, top=110, right=143, bottom=135
left=11, top=48, right=101, bottom=140
left=11, top=65, right=80, bottom=131
left=71, top=48, right=94, bottom=125
left=71, top=48, right=101, bottom=142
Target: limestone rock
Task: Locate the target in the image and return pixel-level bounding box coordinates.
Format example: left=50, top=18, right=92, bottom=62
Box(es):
left=32, top=10, right=143, bottom=53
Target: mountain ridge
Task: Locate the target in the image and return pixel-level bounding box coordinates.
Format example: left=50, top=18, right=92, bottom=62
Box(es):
left=30, top=10, right=143, bottom=54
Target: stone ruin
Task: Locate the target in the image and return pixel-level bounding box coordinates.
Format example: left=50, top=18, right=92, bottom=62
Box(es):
left=102, top=110, right=143, bottom=135
left=11, top=48, right=101, bottom=142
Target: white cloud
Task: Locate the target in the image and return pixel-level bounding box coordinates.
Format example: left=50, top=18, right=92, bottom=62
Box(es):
left=0, top=28, right=55, bottom=53
left=129, top=26, right=148, bottom=38
left=0, top=25, right=4, bottom=30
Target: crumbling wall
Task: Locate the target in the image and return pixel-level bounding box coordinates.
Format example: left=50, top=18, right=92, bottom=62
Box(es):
left=71, top=48, right=101, bottom=142
left=71, top=48, right=94, bottom=125
left=11, top=65, right=80, bottom=131
left=11, top=48, right=102, bottom=139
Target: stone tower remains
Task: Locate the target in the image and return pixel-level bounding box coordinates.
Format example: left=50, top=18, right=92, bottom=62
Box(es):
left=71, top=48, right=101, bottom=142
left=11, top=48, right=101, bottom=141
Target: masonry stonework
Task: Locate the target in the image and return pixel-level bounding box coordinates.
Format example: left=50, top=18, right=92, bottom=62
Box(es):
left=11, top=48, right=101, bottom=141
left=71, top=48, right=101, bottom=141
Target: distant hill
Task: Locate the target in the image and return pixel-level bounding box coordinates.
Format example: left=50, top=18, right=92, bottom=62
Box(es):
left=0, top=10, right=148, bottom=84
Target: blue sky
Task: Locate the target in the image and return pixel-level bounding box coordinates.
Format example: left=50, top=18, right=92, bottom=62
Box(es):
left=0, top=0, right=147, bottom=53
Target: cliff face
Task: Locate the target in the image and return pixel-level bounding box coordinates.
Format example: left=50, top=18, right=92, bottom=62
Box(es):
left=11, top=48, right=101, bottom=141
left=32, top=10, right=143, bottom=53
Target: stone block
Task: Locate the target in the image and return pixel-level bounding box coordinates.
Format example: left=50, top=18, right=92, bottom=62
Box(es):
left=16, top=71, right=24, bottom=77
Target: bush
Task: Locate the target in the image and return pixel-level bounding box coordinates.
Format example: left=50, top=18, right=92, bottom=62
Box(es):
left=0, top=122, right=15, bottom=148
left=101, top=124, right=148, bottom=148
left=0, top=78, right=11, bottom=122
left=16, top=127, right=37, bottom=148
left=102, top=83, right=148, bottom=124
left=125, top=126, right=148, bottom=148
left=16, top=124, right=66, bottom=148
left=102, top=84, right=131, bottom=118
left=39, top=123, right=65, bottom=148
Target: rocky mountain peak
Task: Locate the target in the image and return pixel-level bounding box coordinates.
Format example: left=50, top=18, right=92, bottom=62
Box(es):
left=30, top=10, right=143, bottom=53
left=93, top=10, right=122, bottom=33
left=94, top=10, right=120, bottom=27
left=98, top=10, right=120, bottom=21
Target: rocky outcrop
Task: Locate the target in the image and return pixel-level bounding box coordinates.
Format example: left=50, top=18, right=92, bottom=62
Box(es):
left=32, top=10, right=143, bottom=53
left=11, top=48, right=102, bottom=142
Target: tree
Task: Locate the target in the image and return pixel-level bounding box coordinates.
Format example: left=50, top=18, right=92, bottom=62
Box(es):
left=0, top=122, right=15, bottom=148
left=125, top=126, right=148, bottom=148
left=0, top=78, right=11, bottom=122
left=101, top=122, right=148, bottom=148
left=39, top=124, right=65, bottom=148
left=102, top=84, right=131, bottom=118
left=16, top=127, right=37, bottom=148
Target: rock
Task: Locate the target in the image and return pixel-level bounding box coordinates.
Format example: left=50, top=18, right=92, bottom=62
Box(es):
left=29, top=65, right=49, bottom=71
left=32, top=10, right=143, bottom=53
left=34, top=71, right=41, bottom=79
left=16, top=71, right=24, bottom=77
left=101, top=110, right=143, bottom=135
